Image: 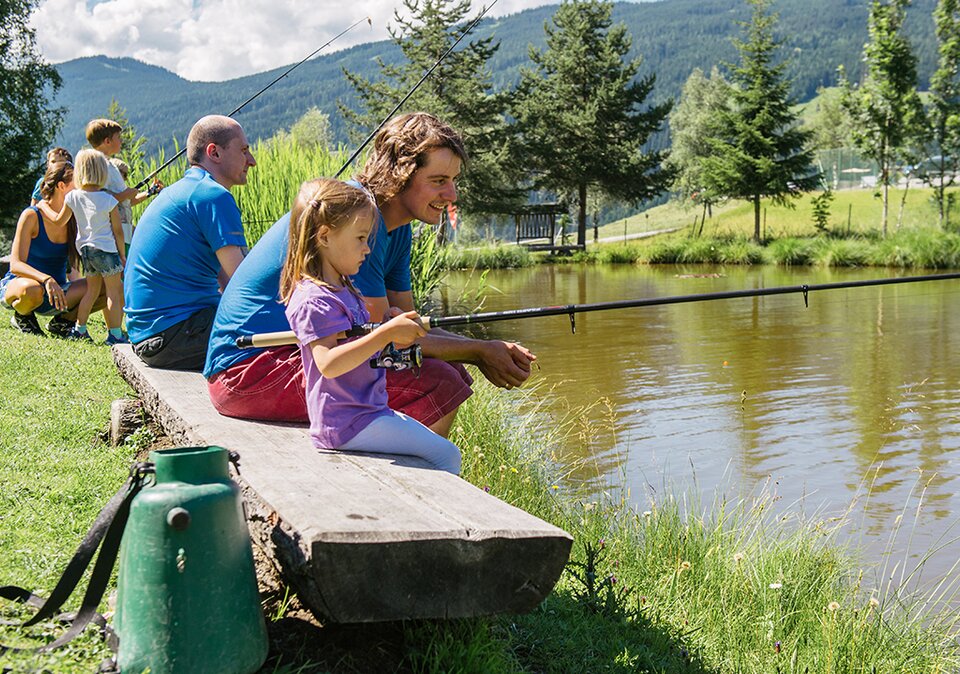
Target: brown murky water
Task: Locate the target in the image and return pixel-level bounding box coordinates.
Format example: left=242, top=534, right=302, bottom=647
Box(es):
left=446, top=263, right=960, bottom=590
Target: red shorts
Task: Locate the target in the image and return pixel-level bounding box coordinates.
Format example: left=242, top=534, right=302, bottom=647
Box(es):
left=207, top=346, right=474, bottom=427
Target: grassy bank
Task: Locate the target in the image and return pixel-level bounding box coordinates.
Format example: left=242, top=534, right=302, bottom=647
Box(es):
left=1, top=324, right=958, bottom=672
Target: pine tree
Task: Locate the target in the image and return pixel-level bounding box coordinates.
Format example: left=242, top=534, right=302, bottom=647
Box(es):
left=927, top=0, right=960, bottom=228
left=511, top=0, right=671, bottom=248
left=0, top=0, right=63, bottom=220
left=840, top=0, right=925, bottom=237
left=700, top=0, right=820, bottom=242
left=341, top=0, right=519, bottom=217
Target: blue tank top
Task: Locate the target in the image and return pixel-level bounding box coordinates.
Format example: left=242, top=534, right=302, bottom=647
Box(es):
left=24, top=207, right=69, bottom=285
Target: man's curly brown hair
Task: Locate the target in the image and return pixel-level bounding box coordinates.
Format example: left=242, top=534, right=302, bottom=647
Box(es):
left=356, top=112, right=467, bottom=205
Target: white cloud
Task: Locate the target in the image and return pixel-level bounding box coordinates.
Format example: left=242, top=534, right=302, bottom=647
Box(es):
left=31, top=0, right=555, bottom=82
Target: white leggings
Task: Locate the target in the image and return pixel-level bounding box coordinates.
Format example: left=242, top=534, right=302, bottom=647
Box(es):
left=340, top=411, right=461, bottom=475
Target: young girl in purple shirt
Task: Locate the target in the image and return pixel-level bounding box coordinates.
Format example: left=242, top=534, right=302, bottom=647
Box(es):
left=279, top=178, right=461, bottom=474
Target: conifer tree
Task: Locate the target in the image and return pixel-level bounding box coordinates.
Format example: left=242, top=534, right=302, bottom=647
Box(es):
left=510, top=0, right=671, bottom=248
left=700, top=0, right=819, bottom=242
left=840, top=0, right=925, bottom=236
left=341, top=0, right=519, bottom=217
left=0, top=0, right=63, bottom=220
left=927, top=0, right=960, bottom=228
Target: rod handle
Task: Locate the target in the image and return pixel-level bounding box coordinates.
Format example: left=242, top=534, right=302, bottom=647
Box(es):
left=236, top=316, right=432, bottom=349
left=236, top=331, right=298, bottom=349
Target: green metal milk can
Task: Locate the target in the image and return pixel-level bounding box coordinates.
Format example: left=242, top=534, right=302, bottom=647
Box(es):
left=114, top=446, right=268, bottom=674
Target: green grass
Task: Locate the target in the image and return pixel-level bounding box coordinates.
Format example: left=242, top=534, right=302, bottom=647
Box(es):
left=2, top=318, right=960, bottom=672
left=600, top=185, right=960, bottom=243
left=442, top=243, right=535, bottom=270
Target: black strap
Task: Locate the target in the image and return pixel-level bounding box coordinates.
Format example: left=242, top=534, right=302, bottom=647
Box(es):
left=0, top=462, right=153, bottom=655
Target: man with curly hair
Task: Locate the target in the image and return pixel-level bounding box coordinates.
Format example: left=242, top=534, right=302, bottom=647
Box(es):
left=204, top=113, right=535, bottom=436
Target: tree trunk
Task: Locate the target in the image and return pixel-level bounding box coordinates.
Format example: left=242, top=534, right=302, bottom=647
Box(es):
left=936, top=155, right=946, bottom=229
left=880, top=147, right=890, bottom=237
left=753, top=196, right=761, bottom=242
left=896, top=173, right=909, bottom=231
left=882, top=180, right=889, bottom=238
left=577, top=183, right=587, bottom=248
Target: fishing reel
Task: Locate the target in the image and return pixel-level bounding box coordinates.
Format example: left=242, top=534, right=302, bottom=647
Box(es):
left=370, top=342, right=422, bottom=372
left=147, top=182, right=162, bottom=196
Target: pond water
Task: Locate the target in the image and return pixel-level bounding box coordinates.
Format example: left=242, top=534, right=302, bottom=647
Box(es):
left=445, top=263, right=960, bottom=593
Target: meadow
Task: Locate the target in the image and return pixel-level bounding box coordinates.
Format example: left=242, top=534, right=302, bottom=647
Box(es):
left=3, top=141, right=960, bottom=671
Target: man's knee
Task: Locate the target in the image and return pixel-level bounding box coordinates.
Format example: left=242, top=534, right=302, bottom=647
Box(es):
left=386, top=358, right=473, bottom=428
left=429, top=409, right=458, bottom=438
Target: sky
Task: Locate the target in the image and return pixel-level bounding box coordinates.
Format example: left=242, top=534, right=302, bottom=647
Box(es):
left=30, top=0, right=555, bottom=82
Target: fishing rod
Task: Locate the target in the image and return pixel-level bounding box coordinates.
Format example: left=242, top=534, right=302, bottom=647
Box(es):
left=134, top=16, right=372, bottom=189
left=334, top=0, right=498, bottom=178
left=236, top=271, right=960, bottom=349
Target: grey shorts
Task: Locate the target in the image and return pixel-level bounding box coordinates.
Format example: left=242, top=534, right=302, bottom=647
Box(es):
left=80, top=247, right=123, bottom=276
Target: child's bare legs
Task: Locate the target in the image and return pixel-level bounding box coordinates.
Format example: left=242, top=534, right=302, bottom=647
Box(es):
left=101, top=272, right=124, bottom=329
left=75, top=274, right=102, bottom=328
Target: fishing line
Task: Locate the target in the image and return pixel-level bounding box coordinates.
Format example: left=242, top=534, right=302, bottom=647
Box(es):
left=134, top=16, right=372, bottom=189
left=334, top=0, right=498, bottom=178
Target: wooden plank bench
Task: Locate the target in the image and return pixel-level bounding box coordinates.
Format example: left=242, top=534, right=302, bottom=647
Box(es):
left=112, top=344, right=572, bottom=623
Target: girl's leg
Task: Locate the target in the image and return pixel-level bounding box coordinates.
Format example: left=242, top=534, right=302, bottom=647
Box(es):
left=76, top=274, right=102, bottom=327
left=340, top=412, right=461, bottom=475
left=101, top=272, right=124, bottom=329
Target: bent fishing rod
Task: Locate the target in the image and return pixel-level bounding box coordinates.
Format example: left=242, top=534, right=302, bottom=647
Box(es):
left=236, top=271, right=960, bottom=349
left=134, top=16, right=372, bottom=190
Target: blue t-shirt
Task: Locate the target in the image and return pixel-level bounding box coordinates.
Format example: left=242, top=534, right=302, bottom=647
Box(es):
left=31, top=176, right=44, bottom=203
left=124, top=167, right=247, bottom=343
left=203, top=199, right=412, bottom=379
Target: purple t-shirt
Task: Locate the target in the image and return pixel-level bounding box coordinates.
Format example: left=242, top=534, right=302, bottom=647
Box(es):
left=285, top=281, right=391, bottom=449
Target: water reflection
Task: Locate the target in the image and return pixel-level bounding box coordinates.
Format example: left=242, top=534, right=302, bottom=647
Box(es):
left=446, top=263, right=960, bottom=584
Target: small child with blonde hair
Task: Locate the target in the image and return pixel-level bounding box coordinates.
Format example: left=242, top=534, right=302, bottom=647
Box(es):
left=45, top=149, right=127, bottom=344
left=281, top=178, right=461, bottom=473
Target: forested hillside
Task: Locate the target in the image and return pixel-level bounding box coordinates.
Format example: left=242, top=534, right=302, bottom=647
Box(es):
left=51, top=0, right=939, bottom=160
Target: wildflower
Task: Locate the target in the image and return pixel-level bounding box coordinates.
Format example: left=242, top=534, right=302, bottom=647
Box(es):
left=608, top=574, right=617, bottom=585
left=583, top=502, right=595, bottom=511
left=550, top=485, right=559, bottom=491
left=828, top=601, right=840, bottom=612
left=733, top=552, right=745, bottom=563
left=774, top=641, right=782, bottom=654
left=499, top=464, right=506, bottom=472
left=510, top=467, right=518, bottom=474
left=680, top=561, right=691, bottom=571
left=769, top=582, right=782, bottom=590
left=598, top=538, right=605, bottom=549
left=639, top=596, right=647, bottom=605
left=642, top=510, right=652, bottom=517
left=483, top=486, right=491, bottom=493
left=869, top=597, right=880, bottom=609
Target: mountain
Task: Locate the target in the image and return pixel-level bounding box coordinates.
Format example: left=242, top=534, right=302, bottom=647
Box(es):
left=50, top=0, right=939, bottom=158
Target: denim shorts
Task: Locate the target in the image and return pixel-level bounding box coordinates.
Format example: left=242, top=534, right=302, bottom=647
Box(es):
left=80, top=247, right=123, bottom=276
left=0, top=272, right=72, bottom=315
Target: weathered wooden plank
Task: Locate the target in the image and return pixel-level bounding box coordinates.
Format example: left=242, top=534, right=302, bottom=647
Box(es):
left=112, top=345, right=572, bottom=623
